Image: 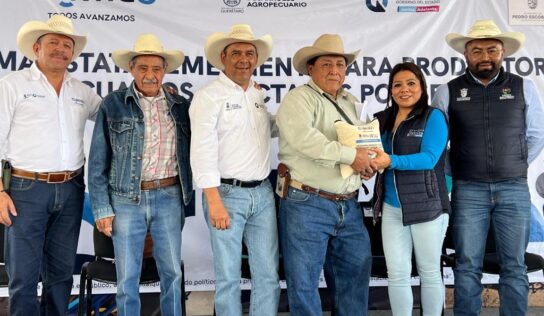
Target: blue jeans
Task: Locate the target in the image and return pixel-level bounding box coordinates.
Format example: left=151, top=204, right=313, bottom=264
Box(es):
left=203, top=180, right=280, bottom=316
left=381, top=203, right=448, bottom=316
left=5, top=173, right=85, bottom=316
left=111, top=184, right=184, bottom=316
left=452, top=179, right=531, bottom=316
left=280, top=187, right=372, bottom=316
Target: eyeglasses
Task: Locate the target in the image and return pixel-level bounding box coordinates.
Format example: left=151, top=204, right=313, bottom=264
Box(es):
left=468, top=47, right=502, bottom=59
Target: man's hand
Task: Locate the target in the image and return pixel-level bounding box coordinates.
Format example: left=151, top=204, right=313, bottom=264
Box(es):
left=0, top=191, right=17, bottom=226
left=351, top=148, right=374, bottom=175
left=369, top=148, right=391, bottom=170
left=203, top=187, right=230, bottom=230
left=96, top=216, right=114, bottom=237
left=208, top=199, right=231, bottom=230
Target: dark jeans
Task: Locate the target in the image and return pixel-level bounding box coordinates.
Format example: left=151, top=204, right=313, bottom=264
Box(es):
left=5, top=173, right=84, bottom=316
left=280, top=187, right=372, bottom=316
left=452, top=179, right=531, bottom=316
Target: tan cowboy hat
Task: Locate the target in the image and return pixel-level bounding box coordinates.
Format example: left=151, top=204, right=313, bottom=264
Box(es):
left=112, top=33, right=184, bottom=73
left=204, top=24, right=273, bottom=70
left=293, top=34, right=360, bottom=75
left=446, top=20, right=525, bottom=56
left=16, top=15, right=87, bottom=61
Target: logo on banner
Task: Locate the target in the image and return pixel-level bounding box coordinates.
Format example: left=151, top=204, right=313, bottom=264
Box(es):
left=57, top=0, right=156, bottom=7
left=224, top=0, right=241, bottom=6
left=221, top=0, right=244, bottom=13
left=59, top=0, right=73, bottom=7
left=366, top=0, right=388, bottom=12
left=529, top=0, right=538, bottom=9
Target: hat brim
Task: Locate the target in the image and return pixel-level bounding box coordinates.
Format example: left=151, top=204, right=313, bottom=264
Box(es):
left=16, top=21, right=87, bottom=61
left=446, top=32, right=525, bottom=57
left=111, top=50, right=185, bottom=73
left=204, top=34, right=273, bottom=70
left=293, top=47, right=360, bottom=75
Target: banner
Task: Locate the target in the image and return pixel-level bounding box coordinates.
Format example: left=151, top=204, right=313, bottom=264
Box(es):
left=1, top=0, right=543, bottom=294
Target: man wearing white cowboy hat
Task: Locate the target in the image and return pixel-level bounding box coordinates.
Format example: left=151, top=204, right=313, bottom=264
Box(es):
left=0, top=15, right=101, bottom=316
left=276, top=34, right=372, bottom=315
left=190, top=24, right=280, bottom=315
left=88, top=33, right=193, bottom=316
left=432, top=19, right=544, bottom=316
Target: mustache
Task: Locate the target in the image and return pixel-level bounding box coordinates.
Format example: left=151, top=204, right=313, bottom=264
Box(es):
left=142, top=78, right=159, bottom=84
left=50, top=52, right=68, bottom=60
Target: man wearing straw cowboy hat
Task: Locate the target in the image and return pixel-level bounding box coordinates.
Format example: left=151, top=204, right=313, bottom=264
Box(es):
left=0, top=15, right=101, bottom=315
left=432, top=20, right=544, bottom=315
left=190, top=24, right=280, bottom=315
left=88, top=33, right=192, bottom=316
left=276, top=34, right=372, bottom=315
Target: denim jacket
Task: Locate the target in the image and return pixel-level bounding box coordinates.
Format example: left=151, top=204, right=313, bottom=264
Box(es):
left=88, top=82, right=193, bottom=220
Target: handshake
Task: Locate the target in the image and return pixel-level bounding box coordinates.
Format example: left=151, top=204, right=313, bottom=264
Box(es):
left=351, top=147, right=390, bottom=180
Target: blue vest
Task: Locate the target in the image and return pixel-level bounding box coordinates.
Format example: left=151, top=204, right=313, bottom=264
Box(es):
left=373, top=106, right=450, bottom=226
left=448, top=69, right=527, bottom=181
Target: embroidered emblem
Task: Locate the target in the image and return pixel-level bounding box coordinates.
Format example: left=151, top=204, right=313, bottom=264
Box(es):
left=499, top=87, right=515, bottom=100
left=456, top=88, right=471, bottom=101
left=406, top=129, right=424, bottom=137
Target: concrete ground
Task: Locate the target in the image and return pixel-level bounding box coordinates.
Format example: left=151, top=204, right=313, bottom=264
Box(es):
left=186, top=290, right=544, bottom=316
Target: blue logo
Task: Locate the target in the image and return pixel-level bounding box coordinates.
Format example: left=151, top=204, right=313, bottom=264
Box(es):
left=366, top=0, right=387, bottom=12
left=58, top=0, right=155, bottom=7
left=59, top=0, right=73, bottom=7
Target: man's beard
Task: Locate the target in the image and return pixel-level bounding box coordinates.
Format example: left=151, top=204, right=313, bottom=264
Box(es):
left=470, top=62, right=500, bottom=80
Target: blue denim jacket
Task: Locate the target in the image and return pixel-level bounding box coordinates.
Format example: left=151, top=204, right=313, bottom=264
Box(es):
left=88, top=82, right=194, bottom=220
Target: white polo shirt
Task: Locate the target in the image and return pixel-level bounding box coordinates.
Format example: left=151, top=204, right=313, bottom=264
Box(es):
left=189, top=72, right=272, bottom=189
left=0, top=62, right=101, bottom=172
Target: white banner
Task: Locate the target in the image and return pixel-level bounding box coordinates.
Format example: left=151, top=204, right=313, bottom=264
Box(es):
left=1, top=0, right=543, bottom=295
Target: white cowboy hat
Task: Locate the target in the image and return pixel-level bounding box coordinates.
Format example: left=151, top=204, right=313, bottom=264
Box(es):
left=204, top=24, right=273, bottom=70
left=16, top=15, right=87, bottom=61
left=293, top=34, right=360, bottom=75
left=446, top=19, right=525, bottom=56
left=112, top=33, right=184, bottom=73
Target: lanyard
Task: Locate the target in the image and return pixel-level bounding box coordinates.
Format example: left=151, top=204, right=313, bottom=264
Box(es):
left=305, top=84, right=354, bottom=125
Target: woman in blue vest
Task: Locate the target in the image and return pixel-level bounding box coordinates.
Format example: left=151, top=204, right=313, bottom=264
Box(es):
left=370, top=62, right=450, bottom=315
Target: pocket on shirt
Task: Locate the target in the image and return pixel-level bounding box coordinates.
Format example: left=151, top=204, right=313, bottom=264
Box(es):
left=109, top=120, right=134, bottom=152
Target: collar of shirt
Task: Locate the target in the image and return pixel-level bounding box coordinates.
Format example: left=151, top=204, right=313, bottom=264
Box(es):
left=307, top=78, right=349, bottom=100
left=218, top=71, right=256, bottom=92
left=467, top=69, right=500, bottom=86
left=132, top=82, right=166, bottom=103
left=29, top=62, right=74, bottom=88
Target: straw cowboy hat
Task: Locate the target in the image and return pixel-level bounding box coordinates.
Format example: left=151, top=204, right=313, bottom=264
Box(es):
left=293, top=34, right=360, bottom=75
left=446, top=19, right=525, bottom=57
left=112, top=33, right=184, bottom=73
left=204, top=24, right=273, bottom=70
left=16, top=15, right=87, bottom=61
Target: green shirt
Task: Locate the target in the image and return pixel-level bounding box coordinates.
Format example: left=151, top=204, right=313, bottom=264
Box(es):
left=276, top=79, right=363, bottom=194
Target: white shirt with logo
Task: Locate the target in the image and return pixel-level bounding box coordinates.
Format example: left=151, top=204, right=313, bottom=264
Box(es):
left=189, top=72, right=272, bottom=189
left=0, top=62, right=101, bottom=172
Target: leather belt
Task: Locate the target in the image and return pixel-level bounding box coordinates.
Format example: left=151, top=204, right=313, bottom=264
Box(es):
left=141, top=176, right=179, bottom=190
left=11, top=167, right=83, bottom=184
left=221, top=178, right=264, bottom=188
left=290, top=179, right=357, bottom=201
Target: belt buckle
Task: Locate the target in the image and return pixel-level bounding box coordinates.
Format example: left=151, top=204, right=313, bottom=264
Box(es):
left=47, top=172, right=68, bottom=183
left=232, top=179, right=240, bottom=186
